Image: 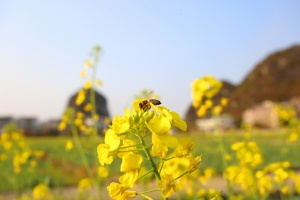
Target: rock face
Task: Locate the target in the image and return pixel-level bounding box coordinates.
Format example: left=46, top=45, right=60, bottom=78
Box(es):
left=67, top=88, right=110, bottom=118
left=225, top=45, right=300, bottom=124
left=185, top=44, right=300, bottom=129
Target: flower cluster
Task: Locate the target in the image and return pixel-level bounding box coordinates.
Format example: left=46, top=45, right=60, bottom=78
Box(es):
left=275, top=104, right=296, bottom=126
left=191, top=76, right=227, bottom=117
left=0, top=124, right=44, bottom=174
left=97, top=99, right=201, bottom=199
left=275, top=104, right=300, bottom=142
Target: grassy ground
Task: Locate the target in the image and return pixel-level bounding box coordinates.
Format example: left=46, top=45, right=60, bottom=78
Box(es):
left=0, top=129, right=299, bottom=193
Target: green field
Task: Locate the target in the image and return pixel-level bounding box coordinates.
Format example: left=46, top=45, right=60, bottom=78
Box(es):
left=1, top=129, right=299, bottom=193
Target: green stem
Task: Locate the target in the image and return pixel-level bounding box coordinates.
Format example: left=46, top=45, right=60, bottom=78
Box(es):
left=119, top=144, right=142, bottom=149
left=214, top=116, right=233, bottom=197
left=138, top=189, right=161, bottom=195
left=70, top=123, right=94, bottom=179
left=136, top=169, right=154, bottom=181
left=90, top=51, right=98, bottom=137
left=90, top=48, right=103, bottom=199
left=175, top=171, right=188, bottom=180
left=159, top=160, right=165, bottom=174
left=136, top=133, right=161, bottom=180
left=162, top=156, right=176, bottom=161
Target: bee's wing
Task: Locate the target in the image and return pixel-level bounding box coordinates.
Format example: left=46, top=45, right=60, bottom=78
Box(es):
left=146, top=90, right=154, bottom=99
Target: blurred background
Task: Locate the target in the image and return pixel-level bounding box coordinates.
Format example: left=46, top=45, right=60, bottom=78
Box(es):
left=1, top=1, right=300, bottom=199
left=1, top=0, right=300, bottom=125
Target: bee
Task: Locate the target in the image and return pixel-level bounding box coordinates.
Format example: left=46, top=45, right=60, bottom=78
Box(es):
left=139, top=91, right=161, bottom=112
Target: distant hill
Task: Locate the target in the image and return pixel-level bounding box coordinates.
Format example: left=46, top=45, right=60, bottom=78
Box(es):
left=185, top=44, right=300, bottom=128
left=67, top=88, right=110, bottom=118
left=226, top=45, right=300, bottom=124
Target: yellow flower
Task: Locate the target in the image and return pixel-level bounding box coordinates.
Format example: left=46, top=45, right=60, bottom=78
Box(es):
left=196, top=106, right=207, bottom=117
left=274, top=168, right=289, bottom=184
left=172, top=137, right=195, bottom=158
left=84, top=80, right=92, bottom=89
left=191, top=76, right=222, bottom=108
left=120, top=153, right=142, bottom=172
left=65, top=140, right=73, bottom=151
left=220, top=97, right=228, bottom=107
left=288, top=132, right=298, bottom=142
left=105, top=129, right=120, bottom=152
left=147, top=116, right=170, bottom=136
left=199, top=167, right=216, bottom=184
left=158, top=173, right=180, bottom=198
left=280, top=185, right=290, bottom=195
left=96, top=79, right=103, bottom=86
left=118, top=139, right=137, bottom=158
left=170, top=111, right=187, bottom=131
left=32, top=184, right=50, bottom=200
left=0, top=153, right=7, bottom=161
left=151, top=134, right=168, bottom=159
left=97, top=144, right=113, bottom=166
left=78, top=177, right=93, bottom=193
left=231, top=142, right=244, bottom=151
left=74, top=118, right=83, bottom=126
left=147, top=115, right=178, bottom=148
left=152, top=129, right=178, bottom=149
left=107, top=182, right=137, bottom=200
left=225, top=154, right=232, bottom=161
left=187, top=154, right=202, bottom=173
left=80, top=69, right=87, bottom=78
left=84, top=59, right=92, bottom=67
left=76, top=90, right=86, bottom=105
left=294, top=174, right=300, bottom=194
left=111, top=108, right=131, bottom=135
left=204, top=99, right=213, bottom=109
left=119, top=153, right=142, bottom=188
left=213, top=105, right=223, bottom=115
left=30, top=160, right=37, bottom=168
left=257, top=174, right=273, bottom=196
left=98, top=166, right=109, bottom=178
left=84, top=103, right=92, bottom=112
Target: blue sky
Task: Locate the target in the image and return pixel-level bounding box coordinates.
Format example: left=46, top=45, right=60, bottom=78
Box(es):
left=1, top=1, right=300, bottom=121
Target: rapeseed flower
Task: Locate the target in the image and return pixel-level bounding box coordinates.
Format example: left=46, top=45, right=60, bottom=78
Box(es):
left=111, top=108, right=131, bottom=135
left=158, top=173, right=180, bottom=198
left=120, top=153, right=142, bottom=187
left=187, top=154, right=202, bottom=173
left=107, top=182, right=137, bottom=200
left=32, top=184, right=50, bottom=200
left=78, top=177, right=93, bottom=193
left=98, top=166, right=109, bottom=178
left=76, top=89, right=86, bottom=105
left=65, top=140, right=73, bottom=151
left=172, top=137, right=195, bottom=158
left=97, top=144, right=114, bottom=166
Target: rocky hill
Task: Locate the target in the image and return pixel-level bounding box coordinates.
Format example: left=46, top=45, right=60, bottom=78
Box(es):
left=185, top=44, right=300, bottom=128
left=67, top=88, right=110, bottom=118
left=226, top=45, right=300, bottom=124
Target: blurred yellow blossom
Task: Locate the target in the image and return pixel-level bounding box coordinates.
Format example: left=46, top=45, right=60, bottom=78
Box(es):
left=158, top=173, right=180, bottom=198
left=84, top=80, right=92, bottom=89
left=76, top=90, right=86, bottom=105
left=98, top=166, right=109, bottom=178
left=65, top=140, right=73, bottom=151
left=107, top=182, right=137, bottom=200
left=84, top=59, right=92, bottom=67
left=78, top=177, right=93, bottom=193
left=96, top=79, right=103, bottom=86
left=80, top=69, right=87, bottom=78
left=32, top=184, right=50, bottom=200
